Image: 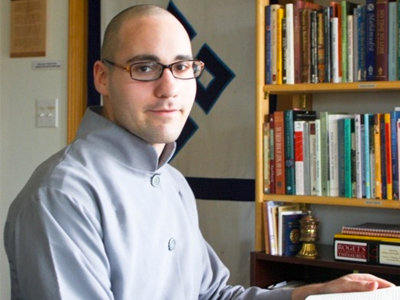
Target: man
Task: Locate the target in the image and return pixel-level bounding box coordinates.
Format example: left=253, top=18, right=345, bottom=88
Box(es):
left=4, top=4, right=395, bottom=300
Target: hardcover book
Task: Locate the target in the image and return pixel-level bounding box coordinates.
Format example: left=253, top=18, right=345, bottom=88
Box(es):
left=375, top=0, right=389, bottom=81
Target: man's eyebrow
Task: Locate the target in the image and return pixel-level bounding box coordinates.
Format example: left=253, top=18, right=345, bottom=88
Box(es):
left=126, top=54, right=194, bottom=64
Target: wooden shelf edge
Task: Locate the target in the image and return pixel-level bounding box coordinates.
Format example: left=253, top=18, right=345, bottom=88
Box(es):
left=263, top=195, right=400, bottom=209
left=264, top=81, right=400, bottom=94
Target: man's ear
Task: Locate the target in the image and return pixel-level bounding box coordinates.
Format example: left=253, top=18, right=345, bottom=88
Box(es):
left=93, top=61, right=109, bottom=96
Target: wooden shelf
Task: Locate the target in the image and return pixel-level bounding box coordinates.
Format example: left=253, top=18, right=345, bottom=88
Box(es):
left=251, top=246, right=400, bottom=288
left=263, top=81, right=400, bottom=95
left=263, top=195, right=400, bottom=210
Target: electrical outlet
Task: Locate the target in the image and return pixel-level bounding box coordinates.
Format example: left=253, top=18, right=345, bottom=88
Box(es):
left=36, top=99, right=58, bottom=128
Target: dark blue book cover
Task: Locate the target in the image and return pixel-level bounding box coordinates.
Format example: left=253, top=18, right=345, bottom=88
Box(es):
left=282, top=212, right=306, bottom=256
left=265, top=5, right=272, bottom=84
left=365, top=0, right=376, bottom=81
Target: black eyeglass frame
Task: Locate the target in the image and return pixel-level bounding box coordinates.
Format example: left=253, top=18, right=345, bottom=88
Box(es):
left=102, top=58, right=205, bottom=82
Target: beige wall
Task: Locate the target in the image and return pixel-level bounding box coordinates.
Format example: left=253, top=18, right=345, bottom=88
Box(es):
left=0, top=1, right=69, bottom=298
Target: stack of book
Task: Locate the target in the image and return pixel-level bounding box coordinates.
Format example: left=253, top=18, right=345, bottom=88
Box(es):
left=265, top=0, right=399, bottom=84
left=333, top=222, right=400, bottom=266
left=263, top=108, right=400, bottom=199
left=263, top=201, right=307, bottom=255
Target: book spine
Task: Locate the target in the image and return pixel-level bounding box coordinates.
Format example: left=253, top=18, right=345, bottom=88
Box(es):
left=365, top=0, right=376, bottom=81
left=286, top=3, right=295, bottom=84
left=270, top=5, right=280, bottom=84
left=364, top=114, right=371, bottom=198
left=358, top=5, right=367, bottom=81
left=375, top=0, right=389, bottom=81
left=347, top=14, right=354, bottom=83
left=324, top=6, right=332, bottom=83
left=301, top=8, right=311, bottom=83
left=265, top=5, right=272, bottom=84
left=317, top=10, right=325, bottom=83
left=320, top=112, right=329, bottom=196
left=390, top=110, right=400, bottom=199
left=263, top=119, right=271, bottom=194
left=397, top=120, right=400, bottom=199
left=331, top=17, right=340, bottom=83
left=274, top=111, right=286, bottom=194
left=368, top=114, right=376, bottom=198
left=315, top=119, right=322, bottom=196
left=355, top=114, right=364, bottom=198
left=380, top=115, right=388, bottom=198
left=310, top=121, right=318, bottom=195
left=311, top=10, right=319, bottom=83
left=341, top=0, right=348, bottom=83
left=269, top=114, right=276, bottom=194
left=338, top=119, right=346, bottom=197
left=295, top=121, right=305, bottom=195
left=284, top=110, right=295, bottom=195
left=294, top=1, right=306, bottom=83
left=384, top=113, right=393, bottom=199
left=353, top=6, right=359, bottom=82
left=277, top=7, right=284, bottom=84
left=388, top=1, right=398, bottom=81
left=344, top=118, right=353, bottom=197
left=334, top=237, right=400, bottom=266
left=374, top=114, right=382, bottom=199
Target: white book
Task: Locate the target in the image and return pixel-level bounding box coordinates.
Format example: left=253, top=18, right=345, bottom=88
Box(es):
left=354, top=114, right=364, bottom=198
left=267, top=201, right=281, bottom=255
left=305, top=286, right=400, bottom=300
left=331, top=17, right=340, bottom=83
left=347, top=15, right=354, bottom=83
left=285, top=3, right=295, bottom=84
left=310, top=120, right=322, bottom=196
left=328, top=114, right=351, bottom=197
left=388, top=1, right=398, bottom=81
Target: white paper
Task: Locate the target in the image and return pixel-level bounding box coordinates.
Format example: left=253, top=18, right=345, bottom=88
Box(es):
left=306, top=286, right=400, bottom=300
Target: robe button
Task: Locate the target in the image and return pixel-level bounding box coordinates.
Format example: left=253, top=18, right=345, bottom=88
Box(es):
left=151, top=174, right=161, bottom=187
left=168, top=238, right=176, bottom=251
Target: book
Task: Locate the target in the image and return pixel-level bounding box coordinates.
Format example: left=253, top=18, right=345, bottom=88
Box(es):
left=285, top=3, right=295, bottom=84
left=305, top=286, right=400, bottom=300
left=328, top=114, right=351, bottom=196
left=263, top=118, right=271, bottom=194
left=388, top=1, right=398, bottom=81
left=269, top=113, right=276, bottom=194
left=341, top=222, right=400, bottom=238
left=310, top=10, right=319, bottom=83
left=341, top=0, right=358, bottom=83
left=347, top=14, right=354, bottom=82
left=365, top=0, right=376, bottom=81
left=334, top=234, right=400, bottom=266
left=390, top=110, right=400, bottom=199
left=270, top=4, right=283, bottom=84
left=277, top=204, right=302, bottom=255
left=323, top=6, right=332, bottom=83
left=374, top=113, right=382, bottom=199
left=281, top=211, right=306, bottom=256
left=274, top=111, right=286, bottom=194
left=276, top=7, right=284, bottom=84
left=309, top=120, right=322, bottom=196
left=265, top=5, right=272, bottom=84
left=384, top=113, right=393, bottom=199
left=356, top=5, right=367, bottom=81
left=338, top=118, right=353, bottom=197
left=295, top=120, right=306, bottom=195
left=375, top=0, right=389, bottom=81
left=317, top=10, right=325, bottom=83
left=301, top=8, right=312, bottom=83
left=354, top=114, right=365, bottom=198
left=285, top=110, right=317, bottom=195
left=331, top=17, right=340, bottom=83
left=262, top=201, right=271, bottom=254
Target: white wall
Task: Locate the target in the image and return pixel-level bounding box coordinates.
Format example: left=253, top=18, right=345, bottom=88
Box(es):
left=0, top=0, right=69, bottom=298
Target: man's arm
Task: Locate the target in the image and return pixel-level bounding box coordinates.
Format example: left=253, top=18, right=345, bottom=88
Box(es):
left=4, top=188, right=114, bottom=300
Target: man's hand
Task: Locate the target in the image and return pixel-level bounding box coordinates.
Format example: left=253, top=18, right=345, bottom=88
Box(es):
left=291, top=273, right=396, bottom=300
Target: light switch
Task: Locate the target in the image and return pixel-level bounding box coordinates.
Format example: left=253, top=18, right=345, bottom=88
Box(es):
left=36, top=99, right=58, bottom=128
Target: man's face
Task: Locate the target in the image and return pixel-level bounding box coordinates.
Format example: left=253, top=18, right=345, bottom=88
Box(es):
left=96, top=14, right=197, bottom=151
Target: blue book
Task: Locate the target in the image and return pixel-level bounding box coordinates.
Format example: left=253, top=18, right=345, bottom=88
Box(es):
left=390, top=110, right=400, bottom=199
left=282, top=212, right=306, bottom=256
left=365, top=0, right=376, bottom=81
left=265, top=5, right=272, bottom=84
left=357, top=5, right=367, bottom=81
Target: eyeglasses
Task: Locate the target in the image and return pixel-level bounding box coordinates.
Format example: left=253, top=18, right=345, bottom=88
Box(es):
left=102, top=59, right=205, bottom=82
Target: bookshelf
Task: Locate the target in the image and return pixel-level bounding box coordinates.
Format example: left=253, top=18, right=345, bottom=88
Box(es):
left=254, top=0, right=400, bottom=287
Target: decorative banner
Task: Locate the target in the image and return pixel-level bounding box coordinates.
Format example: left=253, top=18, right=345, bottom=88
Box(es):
left=101, top=0, right=255, bottom=201
left=10, top=0, right=47, bottom=58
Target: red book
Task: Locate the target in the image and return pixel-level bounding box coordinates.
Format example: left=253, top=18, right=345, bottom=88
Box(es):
left=375, top=0, right=389, bottom=81
left=274, top=111, right=286, bottom=194
left=269, top=114, right=276, bottom=194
